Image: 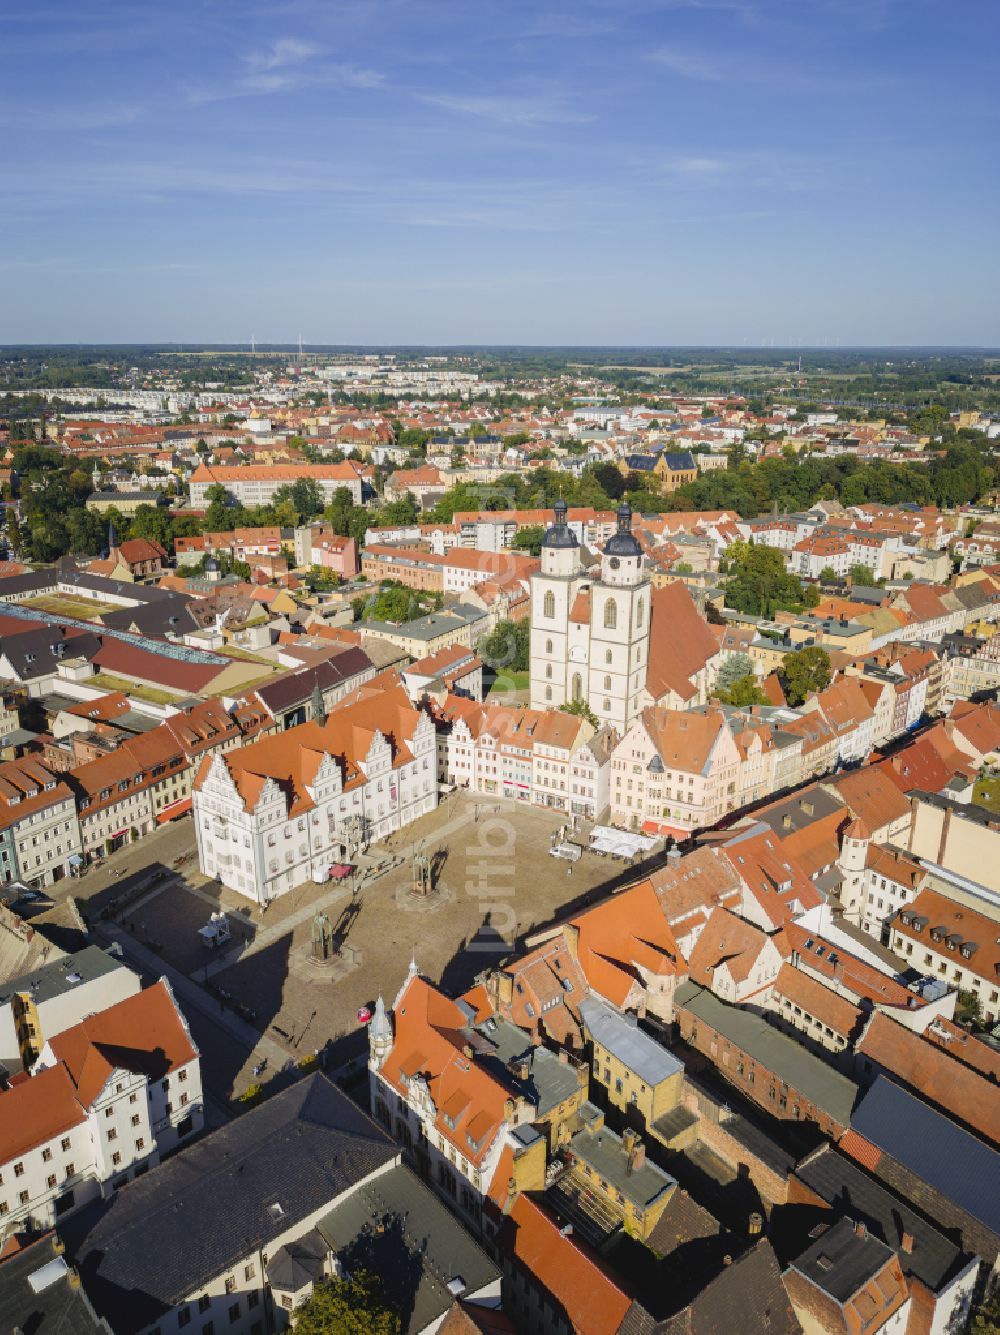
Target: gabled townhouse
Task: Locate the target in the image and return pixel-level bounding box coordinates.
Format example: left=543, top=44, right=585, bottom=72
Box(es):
left=195, top=677, right=437, bottom=903
left=790, top=1145, right=980, bottom=1335
left=651, top=846, right=744, bottom=959
left=859, top=843, right=925, bottom=942
left=0, top=980, right=201, bottom=1232
left=940, top=630, right=1000, bottom=705
left=944, top=697, right=1000, bottom=767
left=526, top=878, right=687, bottom=1023
left=368, top=970, right=551, bottom=1245
left=440, top=695, right=616, bottom=819
left=609, top=705, right=742, bottom=835
left=782, top=1217, right=911, bottom=1335
left=803, top=677, right=875, bottom=766
left=70, top=728, right=187, bottom=859
left=0, top=758, right=82, bottom=888
left=686, top=906, right=785, bottom=1003
left=720, top=827, right=823, bottom=930
left=766, top=962, right=863, bottom=1060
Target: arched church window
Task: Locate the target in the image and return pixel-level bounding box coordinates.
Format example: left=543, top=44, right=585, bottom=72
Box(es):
left=572, top=673, right=583, bottom=702
left=604, top=598, right=617, bottom=630
left=544, top=590, right=555, bottom=619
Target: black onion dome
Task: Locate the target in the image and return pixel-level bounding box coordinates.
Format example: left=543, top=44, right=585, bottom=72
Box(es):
left=604, top=502, right=642, bottom=557
left=541, top=497, right=580, bottom=549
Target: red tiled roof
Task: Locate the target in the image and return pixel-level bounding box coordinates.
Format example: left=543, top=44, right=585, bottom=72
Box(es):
left=502, top=1195, right=632, bottom=1335
left=50, top=980, right=197, bottom=1107
left=0, top=1064, right=86, bottom=1163
left=856, top=1010, right=1000, bottom=1144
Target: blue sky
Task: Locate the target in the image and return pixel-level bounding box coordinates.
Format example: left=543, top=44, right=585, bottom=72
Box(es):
left=2, top=0, right=998, bottom=345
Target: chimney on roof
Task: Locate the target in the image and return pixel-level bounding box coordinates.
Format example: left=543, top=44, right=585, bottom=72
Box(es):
left=748, top=1211, right=764, bottom=1237
left=855, top=1220, right=868, bottom=1239
left=667, top=846, right=681, bottom=867
left=623, top=1130, right=646, bottom=1176
left=900, top=1231, right=914, bottom=1254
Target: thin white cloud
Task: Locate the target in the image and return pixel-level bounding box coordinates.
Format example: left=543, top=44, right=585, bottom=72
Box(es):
left=186, top=37, right=385, bottom=105
left=243, top=37, right=324, bottom=72
left=421, top=92, right=595, bottom=127
left=650, top=47, right=726, bottom=80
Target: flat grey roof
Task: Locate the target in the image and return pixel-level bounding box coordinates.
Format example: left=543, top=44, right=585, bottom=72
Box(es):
left=570, top=1107, right=676, bottom=1209
left=580, top=997, right=683, bottom=1087
left=675, top=983, right=859, bottom=1127
left=0, top=945, right=124, bottom=1007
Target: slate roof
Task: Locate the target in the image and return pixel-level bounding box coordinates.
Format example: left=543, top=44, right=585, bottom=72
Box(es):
left=317, top=1161, right=500, bottom=1332
left=849, top=1076, right=1000, bottom=1236
left=0, top=1236, right=111, bottom=1333
left=659, top=1238, right=802, bottom=1335
left=787, top=1214, right=896, bottom=1303
left=794, top=1144, right=969, bottom=1292
left=65, top=1074, right=398, bottom=1334
left=252, top=648, right=373, bottom=716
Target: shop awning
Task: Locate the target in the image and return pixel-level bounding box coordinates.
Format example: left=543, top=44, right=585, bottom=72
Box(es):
left=156, top=797, right=193, bottom=824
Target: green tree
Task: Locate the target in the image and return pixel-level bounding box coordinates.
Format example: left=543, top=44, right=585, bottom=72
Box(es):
left=956, top=988, right=983, bottom=1028
left=589, top=462, right=626, bottom=500
left=848, top=562, right=878, bottom=586
left=969, top=1280, right=1000, bottom=1335
left=819, top=566, right=838, bottom=582
left=204, top=483, right=231, bottom=531
left=780, top=646, right=832, bottom=707
left=717, top=653, right=755, bottom=691
left=723, top=541, right=811, bottom=618
left=511, top=525, right=546, bottom=557
left=716, top=674, right=769, bottom=707
left=479, top=619, right=530, bottom=672
left=560, top=698, right=598, bottom=726
left=326, top=486, right=357, bottom=537
left=291, top=1270, right=400, bottom=1335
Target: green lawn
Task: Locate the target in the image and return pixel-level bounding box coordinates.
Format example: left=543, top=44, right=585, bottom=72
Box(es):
left=486, top=670, right=530, bottom=698
left=973, top=776, right=1000, bottom=816
left=89, top=672, right=183, bottom=706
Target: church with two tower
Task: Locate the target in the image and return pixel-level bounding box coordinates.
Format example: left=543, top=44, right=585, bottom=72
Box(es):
left=529, top=500, right=653, bottom=733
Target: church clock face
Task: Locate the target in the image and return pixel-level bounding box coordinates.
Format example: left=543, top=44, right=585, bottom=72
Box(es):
left=609, top=557, right=620, bottom=570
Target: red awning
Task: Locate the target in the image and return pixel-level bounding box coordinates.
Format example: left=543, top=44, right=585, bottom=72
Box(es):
left=156, top=796, right=193, bottom=824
